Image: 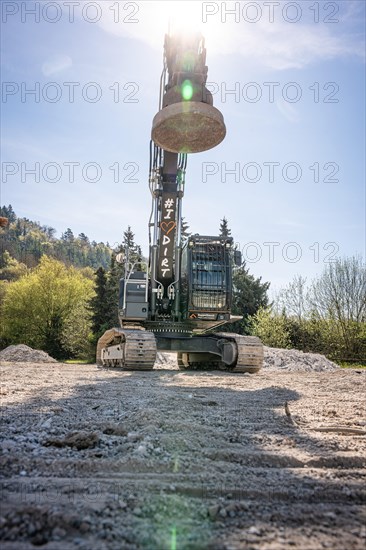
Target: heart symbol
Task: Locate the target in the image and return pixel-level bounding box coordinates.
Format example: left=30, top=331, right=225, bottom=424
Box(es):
left=160, top=221, right=176, bottom=235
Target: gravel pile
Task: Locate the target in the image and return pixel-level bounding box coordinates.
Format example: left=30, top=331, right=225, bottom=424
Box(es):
left=0, top=344, right=57, bottom=363
left=264, top=346, right=339, bottom=372
left=155, top=348, right=339, bottom=372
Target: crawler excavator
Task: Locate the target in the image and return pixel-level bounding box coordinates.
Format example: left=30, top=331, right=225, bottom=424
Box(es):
left=96, top=31, right=263, bottom=373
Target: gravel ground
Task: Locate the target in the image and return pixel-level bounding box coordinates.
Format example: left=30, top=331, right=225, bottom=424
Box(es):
left=0, top=353, right=365, bottom=549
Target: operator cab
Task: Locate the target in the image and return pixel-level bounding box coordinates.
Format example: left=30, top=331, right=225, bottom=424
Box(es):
left=181, top=235, right=234, bottom=321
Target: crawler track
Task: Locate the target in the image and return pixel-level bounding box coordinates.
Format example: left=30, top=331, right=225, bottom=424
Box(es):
left=177, top=333, right=263, bottom=373
left=98, top=329, right=157, bottom=370
left=214, top=332, right=263, bottom=373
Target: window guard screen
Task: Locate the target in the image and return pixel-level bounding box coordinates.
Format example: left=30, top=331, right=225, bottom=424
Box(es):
left=190, top=241, right=229, bottom=310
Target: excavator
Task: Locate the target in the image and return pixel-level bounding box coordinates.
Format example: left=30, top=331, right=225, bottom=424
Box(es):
left=96, top=30, right=263, bottom=373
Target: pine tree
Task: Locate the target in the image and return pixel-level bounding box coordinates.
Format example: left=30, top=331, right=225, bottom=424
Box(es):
left=106, top=253, right=122, bottom=326
left=121, top=226, right=140, bottom=268
left=90, top=267, right=110, bottom=338
left=219, top=217, right=231, bottom=238
left=217, top=217, right=269, bottom=334
left=135, top=245, right=144, bottom=271
left=78, top=233, right=90, bottom=245
left=61, top=228, right=75, bottom=263
left=104, top=226, right=145, bottom=327
left=0, top=205, right=16, bottom=224
left=61, top=228, right=74, bottom=242
left=231, top=263, right=270, bottom=333
left=122, top=226, right=135, bottom=249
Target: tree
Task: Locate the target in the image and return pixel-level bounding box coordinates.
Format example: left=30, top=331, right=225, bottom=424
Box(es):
left=61, top=228, right=74, bottom=243
left=1, top=256, right=94, bottom=359
left=89, top=267, right=110, bottom=339
left=104, top=226, right=145, bottom=326
left=41, top=225, right=56, bottom=239
left=230, top=263, right=270, bottom=333
left=219, top=217, right=231, bottom=238
left=0, top=205, right=16, bottom=224
left=252, top=307, right=291, bottom=348
left=217, top=217, right=269, bottom=334
left=78, top=233, right=90, bottom=245
left=309, top=256, right=366, bottom=323
left=0, top=251, right=28, bottom=281
left=121, top=226, right=143, bottom=270
left=105, top=252, right=122, bottom=327
left=309, top=256, right=366, bottom=359
left=277, top=275, right=308, bottom=321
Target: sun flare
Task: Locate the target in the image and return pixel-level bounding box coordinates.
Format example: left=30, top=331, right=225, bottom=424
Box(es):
left=164, top=1, right=224, bottom=49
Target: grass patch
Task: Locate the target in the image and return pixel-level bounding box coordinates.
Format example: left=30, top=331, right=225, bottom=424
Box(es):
left=64, top=359, right=94, bottom=364
left=339, top=362, right=366, bottom=369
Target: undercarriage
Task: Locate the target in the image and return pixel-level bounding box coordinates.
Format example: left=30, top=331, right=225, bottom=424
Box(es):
left=97, top=328, right=263, bottom=374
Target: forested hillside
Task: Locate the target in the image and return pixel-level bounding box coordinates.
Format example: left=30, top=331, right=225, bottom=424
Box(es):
left=0, top=205, right=111, bottom=272
left=0, top=206, right=146, bottom=359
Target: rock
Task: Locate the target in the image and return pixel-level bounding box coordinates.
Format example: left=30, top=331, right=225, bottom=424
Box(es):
left=27, top=522, right=36, bottom=535
left=127, top=432, right=141, bottom=441
left=52, top=526, right=67, bottom=539
left=0, top=344, right=57, bottom=363
left=0, top=517, right=6, bottom=529
left=1, top=440, right=16, bottom=451
left=40, top=418, right=53, bottom=429
left=31, top=533, right=49, bottom=545
left=208, top=505, right=219, bottom=519
left=103, top=424, right=128, bottom=436
left=44, top=431, right=100, bottom=450
left=79, top=522, right=91, bottom=533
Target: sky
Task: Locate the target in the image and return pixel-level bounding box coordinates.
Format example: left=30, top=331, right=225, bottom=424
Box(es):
left=1, top=0, right=365, bottom=292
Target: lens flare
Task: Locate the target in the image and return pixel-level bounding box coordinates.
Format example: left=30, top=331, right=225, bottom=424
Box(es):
left=170, top=525, right=177, bottom=550
left=181, top=80, right=194, bottom=101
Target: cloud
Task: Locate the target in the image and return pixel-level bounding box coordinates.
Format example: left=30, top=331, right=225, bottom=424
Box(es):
left=41, top=54, right=72, bottom=77
left=94, top=1, right=365, bottom=70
